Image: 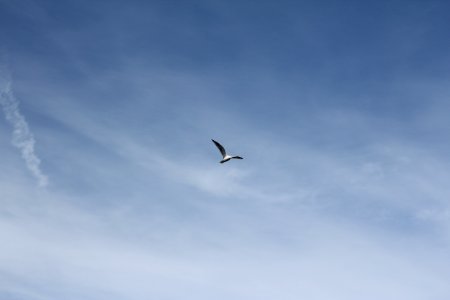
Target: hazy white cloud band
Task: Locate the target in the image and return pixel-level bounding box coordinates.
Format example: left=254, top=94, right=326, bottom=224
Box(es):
left=0, top=68, right=48, bottom=187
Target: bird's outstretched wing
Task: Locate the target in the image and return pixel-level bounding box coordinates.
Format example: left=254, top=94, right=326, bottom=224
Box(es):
left=232, top=156, right=243, bottom=159
left=211, top=139, right=226, bottom=158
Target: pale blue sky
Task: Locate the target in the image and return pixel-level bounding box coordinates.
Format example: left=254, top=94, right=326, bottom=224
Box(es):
left=1, top=1, right=450, bottom=299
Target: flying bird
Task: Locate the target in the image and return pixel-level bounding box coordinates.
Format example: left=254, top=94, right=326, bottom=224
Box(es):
left=211, top=139, right=243, bottom=164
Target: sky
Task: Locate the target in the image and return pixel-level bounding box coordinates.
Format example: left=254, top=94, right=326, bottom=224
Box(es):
left=1, top=0, right=450, bottom=299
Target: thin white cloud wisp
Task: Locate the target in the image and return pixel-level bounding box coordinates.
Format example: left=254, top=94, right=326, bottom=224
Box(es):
left=0, top=68, right=48, bottom=187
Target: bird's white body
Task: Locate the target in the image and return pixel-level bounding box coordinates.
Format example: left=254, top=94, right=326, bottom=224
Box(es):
left=220, top=155, right=232, bottom=164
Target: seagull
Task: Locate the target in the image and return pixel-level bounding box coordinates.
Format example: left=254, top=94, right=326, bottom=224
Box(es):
left=211, top=139, right=243, bottom=164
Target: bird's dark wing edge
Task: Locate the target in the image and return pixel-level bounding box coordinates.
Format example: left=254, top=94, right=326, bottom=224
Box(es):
left=211, top=139, right=226, bottom=157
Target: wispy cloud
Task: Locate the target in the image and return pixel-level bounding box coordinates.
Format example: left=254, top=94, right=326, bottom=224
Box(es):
left=0, top=64, right=48, bottom=187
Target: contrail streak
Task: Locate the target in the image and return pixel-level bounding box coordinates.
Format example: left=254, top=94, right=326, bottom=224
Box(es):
left=1, top=65, right=49, bottom=187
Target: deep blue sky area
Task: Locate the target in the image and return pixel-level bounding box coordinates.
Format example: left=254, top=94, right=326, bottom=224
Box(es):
left=1, top=1, right=450, bottom=299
